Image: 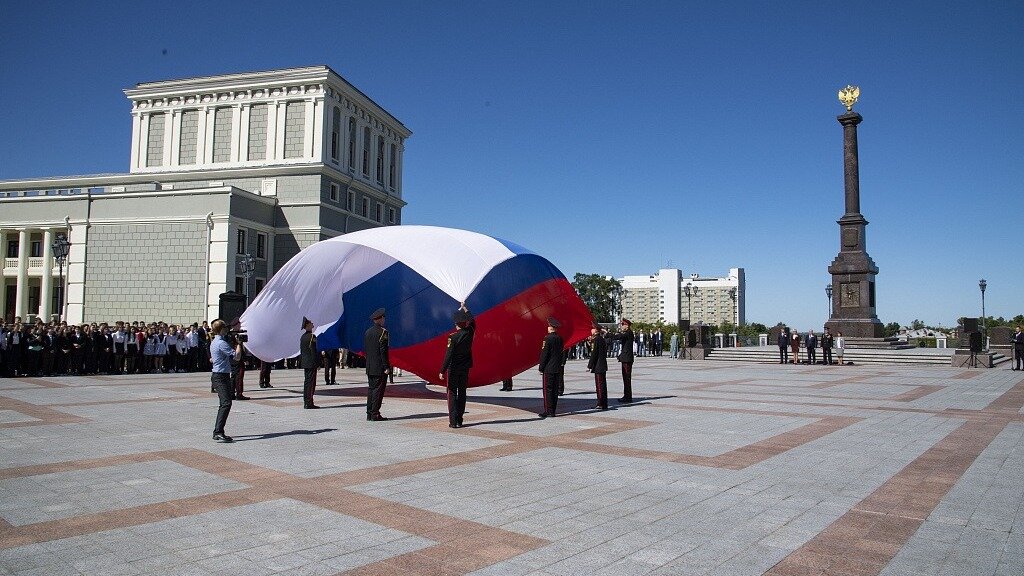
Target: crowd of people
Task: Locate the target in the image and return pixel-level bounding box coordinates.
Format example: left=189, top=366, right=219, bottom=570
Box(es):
left=775, top=326, right=846, bottom=365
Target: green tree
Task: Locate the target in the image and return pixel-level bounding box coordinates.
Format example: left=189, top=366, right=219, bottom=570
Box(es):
left=911, top=319, right=925, bottom=330
left=571, top=273, right=622, bottom=323
left=884, top=322, right=901, bottom=337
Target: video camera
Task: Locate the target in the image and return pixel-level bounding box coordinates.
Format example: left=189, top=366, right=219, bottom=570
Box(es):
left=229, top=330, right=248, bottom=343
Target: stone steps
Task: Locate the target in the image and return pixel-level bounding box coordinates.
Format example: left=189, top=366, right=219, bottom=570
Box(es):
left=702, top=347, right=1012, bottom=367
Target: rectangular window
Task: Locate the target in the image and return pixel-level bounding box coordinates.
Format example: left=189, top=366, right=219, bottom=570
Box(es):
left=256, top=233, right=266, bottom=259
left=361, top=197, right=369, bottom=217
left=388, top=207, right=395, bottom=224
left=30, top=241, right=42, bottom=258
left=375, top=203, right=382, bottom=223
left=376, top=137, right=385, bottom=183
left=255, top=278, right=265, bottom=296
left=389, top=143, right=397, bottom=188
left=329, top=183, right=339, bottom=202
left=236, top=229, right=247, bottom=255
left=348, top=117, right=356, bottom=169
left=346, top=190, right=355, bottom=212
left=330, top=107, right=341, bottom=162
left=235, top=277, right=244, bottom=294
left=283, top=101, right=306, bottom=159
left=212, top=107, right=233, bottom=163
left=6, top=240, right=17, bottom=258
left=362, top=127, right=371, bottom=175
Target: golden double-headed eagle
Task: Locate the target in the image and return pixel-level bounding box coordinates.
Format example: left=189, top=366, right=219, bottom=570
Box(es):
left=838, top=85, right=860, bottom=111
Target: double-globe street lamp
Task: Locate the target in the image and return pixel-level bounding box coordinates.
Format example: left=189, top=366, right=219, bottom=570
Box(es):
left=825, top=283, right=833, bottom=318
left=52, top=233, right=71, bottom=322
left=239, top=254, right=256, bottom=304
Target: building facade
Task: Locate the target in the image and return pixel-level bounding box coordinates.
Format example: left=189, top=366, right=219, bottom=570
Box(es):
left=0, top=66, right=410, bottom=324
left=619, top=268, right=745, bottom=327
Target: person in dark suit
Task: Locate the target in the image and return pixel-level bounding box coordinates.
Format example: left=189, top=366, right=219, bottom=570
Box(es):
left=439, top=304, right=474, bottom=428
left=821, top=328, right=834, bottom=365
left=364, top=307, right=391, bottom=421
left=299, top=317, right=319, bottom=409
left=1013, top=325, right=1024, bottom=371
left=778, top=326, right=789, bottom=364
left=499, top=378, right=513, bottom=391
left=587, top=326, right=609, bottom=410
left=537, top=317, right=564, bottom=418
left=323, top=347, right=340, bottom=385
left=805, top=330, right=818, bottom=365
left=612, top=319, right=635, bottom=403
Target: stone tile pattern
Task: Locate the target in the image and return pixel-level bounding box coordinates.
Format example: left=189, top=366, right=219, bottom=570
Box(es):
left=212, top=106, right=233, bottom=163
left=146, top=112, right=164, bottom=167
left=179, top=108, right=199, bottom=165
left=284, top=101, right=306, bottom=159
left=0, top=360, right=1021, bottom=576
left=247, top=103, right=268, bottom=161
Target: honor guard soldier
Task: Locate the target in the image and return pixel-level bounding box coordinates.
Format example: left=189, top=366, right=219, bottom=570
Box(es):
left=613, top=319, right=634, bottom=403
left=300, top=317, right=319, bottom=409
left=537, top=317, right=564, bottom=419
left=587, top=326, right=609, bottom=410
left=364, top=308, right=391, bottom=421
left=440, top=304, right=475, bottom=428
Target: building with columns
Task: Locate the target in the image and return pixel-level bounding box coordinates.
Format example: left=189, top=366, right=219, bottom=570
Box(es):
left=0, top=66, right=410, bottom=324
left=619, top=268, right=745, bottom=327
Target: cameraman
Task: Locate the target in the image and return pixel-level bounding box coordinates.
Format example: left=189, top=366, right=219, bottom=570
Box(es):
left=227, top=319, right=250, bottom=400
left=210, top=319, right=242, bottom=443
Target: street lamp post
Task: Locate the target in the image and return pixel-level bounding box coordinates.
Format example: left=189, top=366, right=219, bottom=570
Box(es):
left=683, top=285, right=698, bottom=325
left=52, top=233, right=71, bottom=322
left=239, top=254, right=256, bottom=304
left=825, top=283, right=833, bottom=318
left=728, top=287, right=737, bottom=326
left=979, top=279, right=987, bottom=347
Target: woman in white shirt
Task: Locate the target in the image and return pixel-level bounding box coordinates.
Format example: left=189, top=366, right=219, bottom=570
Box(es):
left=835, top=332, right=845, bottom=365
left=174, top=329, right=189, bottom=372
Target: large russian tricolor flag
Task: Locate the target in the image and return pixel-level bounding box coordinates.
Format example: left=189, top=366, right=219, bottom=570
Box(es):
left=241, top=226, right=593, bottom=387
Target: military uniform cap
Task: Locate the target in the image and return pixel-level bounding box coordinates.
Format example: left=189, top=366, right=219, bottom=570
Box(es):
left=301, top=316, right=312, bottom=329
left=370, top=308, right=386, bottom=320
left=547, top=317, right=561, bottom=328
left=453, top=310, right=471, bottom=324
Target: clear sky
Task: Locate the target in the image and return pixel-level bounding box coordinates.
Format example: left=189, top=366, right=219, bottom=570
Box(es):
left=2, top=1, right=1021, bottom=330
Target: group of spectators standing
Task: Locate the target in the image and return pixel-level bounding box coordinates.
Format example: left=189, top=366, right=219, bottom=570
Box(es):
left=776, top=327, right=846, bottom=365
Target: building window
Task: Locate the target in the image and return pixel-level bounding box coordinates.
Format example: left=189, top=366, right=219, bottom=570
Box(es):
left=236, top=229, right=247, bottom=255
left=388, top=207, right=396, bottom=224
left=361, top=197, right=369, bottom=217
left=389, top=143, right=397, bottom=189
left=30, top=241, right=42, bottom=258
left=212, top=107, right=233, bottom=163
left=179, top=109, right=199, bottom=165
left=346, top=190, right=355, bottom=212
left=348, top=117, right=356, bottom=169
left=146, top=113, right=165, bottom=167
left=283, top=101, right=306, bottom=159
left=6, top=240, right=17, bottom=258
left=362, top=127, right=371, bottom=175
left=256, top=233, right=266, bottom=259
left=254, top=278, right=265, bottom=296
left=375, top=202, right=382, bottom=223
left=329, top=183, right=339, bottom=202
left=235, top=277, right=244, bottom=294
left=376, top=137, right=385, bottom=183
left=330, top=107, right=341, bottom=162
left=247, top=104, right=268, bottom=161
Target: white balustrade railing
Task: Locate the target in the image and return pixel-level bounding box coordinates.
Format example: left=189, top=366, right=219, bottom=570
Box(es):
left=3, top=257, right=17, bottom=270
left=28, top=257, right=44, bottom=268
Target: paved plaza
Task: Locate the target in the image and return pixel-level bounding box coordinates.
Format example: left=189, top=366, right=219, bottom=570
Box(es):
left=1, top=358, right=1022, bottom=575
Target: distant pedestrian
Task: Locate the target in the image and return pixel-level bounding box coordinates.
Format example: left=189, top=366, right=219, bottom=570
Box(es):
left=790, top=330, right=801, bottom=364
left=805, top=330, right=818, bottom=364
left=537, top=317, right=564, bottom=419
left=300, top=317, right=319, bottom=409
left=835, top=332, right=845, bottom=365
left=613, top=319, right=635, bottom=403
left=587, top=326, right=608, bottom=410
left=821, top=328, right=834, bottom=365
left=778, top=327, right=789, bottom=364
left=1012, top=325, right=1023, bottom=371
left=670, top=332, right=679, bottom=359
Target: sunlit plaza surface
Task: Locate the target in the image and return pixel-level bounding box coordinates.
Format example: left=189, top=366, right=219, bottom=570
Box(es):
left=1, top=358, right=1022, bottom=575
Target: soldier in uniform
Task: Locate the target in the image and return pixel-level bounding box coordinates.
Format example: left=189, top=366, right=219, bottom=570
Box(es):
left=300, top=317, right=319, bottom=409
left=323, top=347, right=340, bottom=385
left=612, top=318, right=635, bottom=403
left=587, top=326, right=609, bottom=410
left=439, top=304, right=474, bottom=428
left=821, top=328, right=835, bottom=365
left=537, top=317, right=564, bottom=419
left=364, top=308, right=391, bottom=421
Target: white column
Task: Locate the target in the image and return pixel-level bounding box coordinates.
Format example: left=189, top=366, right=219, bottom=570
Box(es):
left=274, top=102, right=286, bottom=160
left=170, top=110, right=183, bottom=166
left=196, top=106, right=209, bottom=165
left=229, top=104, right=242, bottom=162
left=161, top=111, right=173, bottom=167
left=308, top=98, right=322, bottom=160
left=39, top=229, right=53, bottom=320
left=14, top=229, right=28, bottom=319
left=129, top=112, right=143, bottom=171
left=138, top=114, right=151, bottom=168
left=239, top=104, right=251, bottom=162
left=266, top=101, right=279, bottom=161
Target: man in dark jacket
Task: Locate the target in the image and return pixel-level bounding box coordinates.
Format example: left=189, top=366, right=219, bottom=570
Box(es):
left=439, top=304, right=474, bottom=428
left=364, top=308, right=390, bottom=421
left=778, top=326, right=790, bottom=364
left=805, top=330, right=818, bottom=365
left=612, top=319, right=635, bottom=403
left=537, top=317, right=564, bottom=419
left=821, top=328, right=835, bottom=365
left=299, top=317, right=319, bottom=409
left=587, top=326, right=609, bottom=410
left=1012, top=325, right=1023, bottom=371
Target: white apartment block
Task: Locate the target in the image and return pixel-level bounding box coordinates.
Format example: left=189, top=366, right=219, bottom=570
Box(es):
left=619, top=268, right=745, bottom=327
left=1, top=66, right=410, bottom=324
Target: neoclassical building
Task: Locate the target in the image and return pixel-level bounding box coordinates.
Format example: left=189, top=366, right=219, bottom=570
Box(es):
left=0, top=66, right=410, bottom=324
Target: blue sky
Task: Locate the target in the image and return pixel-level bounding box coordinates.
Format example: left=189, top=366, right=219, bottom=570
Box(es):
left=2, top=1, right=1021, bottom=330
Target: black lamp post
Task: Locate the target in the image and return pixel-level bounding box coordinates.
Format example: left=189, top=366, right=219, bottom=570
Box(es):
left=825, top=283, right=833, bottom=318
left=979, top=278, right=987, bottom=346
left=239, top=254, right=256, bottom=304
left=52, top=233, right=71, bottom=322
left=683, top=284, right=698, bottom=325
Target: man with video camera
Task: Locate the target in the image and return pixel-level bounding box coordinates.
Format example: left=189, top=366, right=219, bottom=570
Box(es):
left=210, top=319, right=243, bottom=443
